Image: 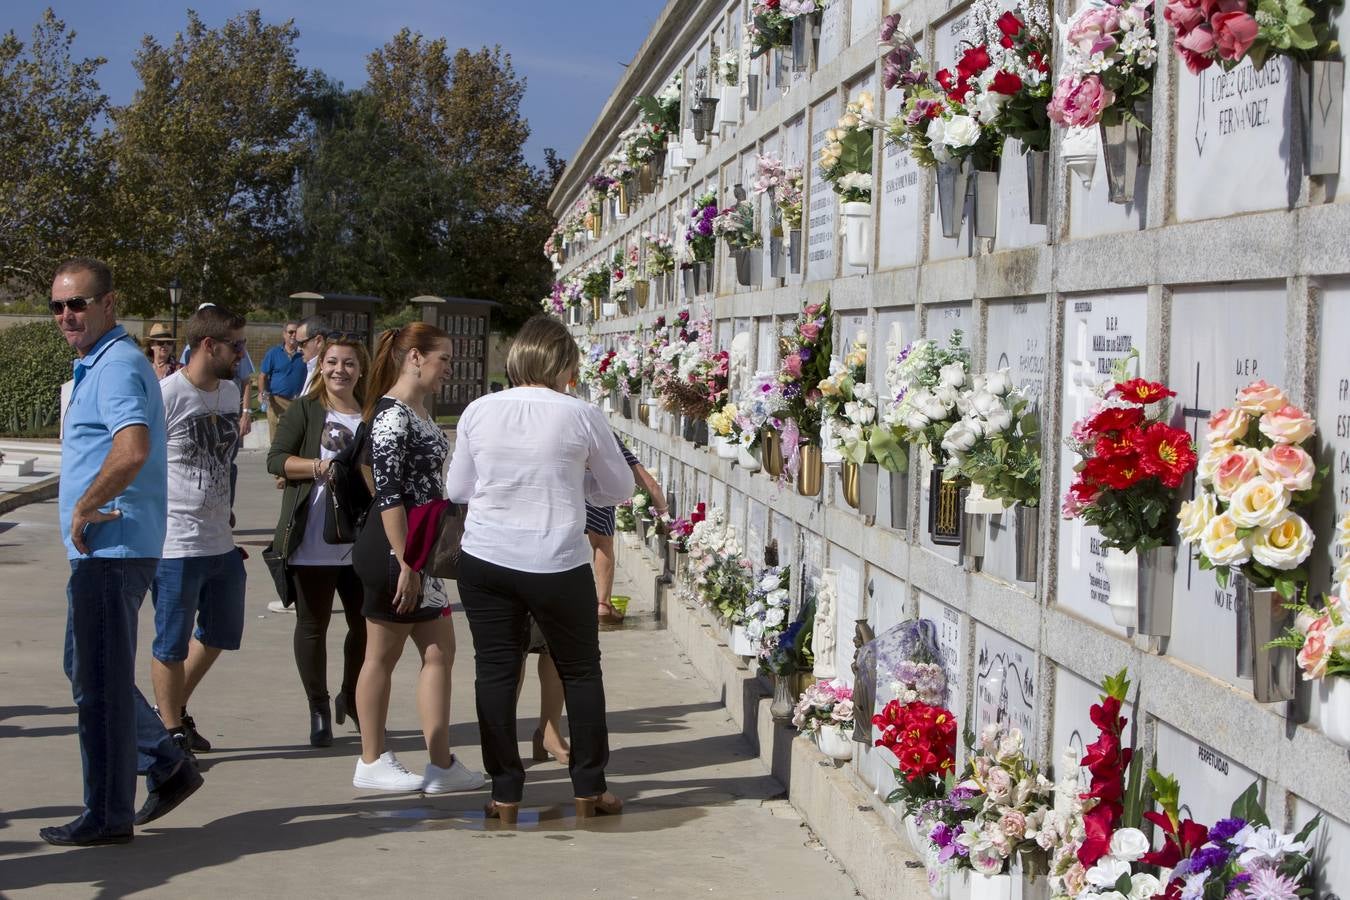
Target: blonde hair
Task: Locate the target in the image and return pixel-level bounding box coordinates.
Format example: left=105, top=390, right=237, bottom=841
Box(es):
left=506, top=315, right=580, bottom=388
left=364, top=322, right=450, bottom=420
left=307, top=336, right=370, bottom=410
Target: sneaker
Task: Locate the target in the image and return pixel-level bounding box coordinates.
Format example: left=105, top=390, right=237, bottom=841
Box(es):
left=422, top=757, right=486, bottom=795
left=170, top=731, right=196, bottom=762
left=353, top=752, right=425, bottom=792
left=181, top=710, right=212, bottom=753
left=267, top=599, right=293, bottom=614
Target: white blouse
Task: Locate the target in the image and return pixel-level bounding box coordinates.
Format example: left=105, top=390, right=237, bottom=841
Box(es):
left=445, top=386, right=635, bottom=573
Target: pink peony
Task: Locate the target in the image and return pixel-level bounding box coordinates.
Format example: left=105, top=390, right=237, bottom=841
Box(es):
left=1048, top=74, right=1116, bottom=128
left=1213, top=10, right=1258, bottom=59
left=1259, top=405, right=1316, bottom=445
left=1069, top=7, right=1122, bottom=54
left=1299, top=617, right=1331, bottom=679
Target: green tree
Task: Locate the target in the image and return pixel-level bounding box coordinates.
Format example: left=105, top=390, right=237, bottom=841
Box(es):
left=0, top=10, right=109, bottom=298
left=106, top=9, right=313, bottom=315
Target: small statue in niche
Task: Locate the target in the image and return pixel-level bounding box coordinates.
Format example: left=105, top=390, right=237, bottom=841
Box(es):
left=729, top=331, right=752, bottom=401
left=812, top=569, right=838, bottom=680
left=850, top=618, right=876, bottom=743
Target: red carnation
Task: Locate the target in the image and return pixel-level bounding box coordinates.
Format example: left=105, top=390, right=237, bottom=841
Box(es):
left=1133, top=423, right=1198, bottom=489
left=1115, top=377, right=1176, bottom=404
left=957, top=45, right=990, bottom=77
left=1087, top=404, right=1145, bottom=434
left=996, top=10, right=1024, bottom=37
left=990, top=70, right=1023, bottom=95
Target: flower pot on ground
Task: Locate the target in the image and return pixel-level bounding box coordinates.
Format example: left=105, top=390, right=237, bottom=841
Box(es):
left=1300, top=60, right=1344, bottom=176
left=1013, top=503, right=1039, bottom=583
left=770, top=674, right=795, bottom=720
left=1235, top=576, right=1297, bottom=703
left=1100, top=118, right=1141, bottom=204
left=736, top=443, right=761, bottom=472
left=1025, top=150, right=1049, bottom=225
left=973, top=168, right=998, bottom=239
left=815, top=724, right=854, bottom=761
left=797, top=443, right=823, bottom=497
left=1319, top=678, right=1350, bottom=747
left=840, top=201, right=872, bottom=268
left=936, top=159, right=970, bottom=239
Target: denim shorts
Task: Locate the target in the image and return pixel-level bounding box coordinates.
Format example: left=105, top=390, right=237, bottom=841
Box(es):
left=151, top=549, right=247, bottom=661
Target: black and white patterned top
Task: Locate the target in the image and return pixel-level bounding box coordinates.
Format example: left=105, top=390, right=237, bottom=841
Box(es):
left=370, top=396, right=449, bottom=512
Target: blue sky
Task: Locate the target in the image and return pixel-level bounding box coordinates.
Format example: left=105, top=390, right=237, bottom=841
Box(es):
left=5, top=1, right=661, bottom=168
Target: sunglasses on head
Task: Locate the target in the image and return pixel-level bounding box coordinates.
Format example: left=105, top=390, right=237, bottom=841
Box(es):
left=49, top=292, right=108, bottom=315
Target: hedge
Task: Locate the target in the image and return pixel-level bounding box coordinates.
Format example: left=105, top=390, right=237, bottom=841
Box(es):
left=0, top=322, right=77, bottom=434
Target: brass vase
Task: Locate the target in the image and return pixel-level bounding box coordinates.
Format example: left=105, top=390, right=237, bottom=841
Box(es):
left=634, top=279, right=650, bottom=309
left=797, top=443, right=823, bottom=497
left=589, top=296, right=602, bottom=322
left=637, top=400, right=651, bottom=427
left=841, top=460, right=861, bottom=509
left=616, top=180, right=631, bottom=217
left=761, top=427, right=785, bottom=478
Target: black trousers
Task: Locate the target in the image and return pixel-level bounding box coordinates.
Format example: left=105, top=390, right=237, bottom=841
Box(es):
left=457, top=552, right=608, bottom=803
left=291, top=565, right=366, bottom=708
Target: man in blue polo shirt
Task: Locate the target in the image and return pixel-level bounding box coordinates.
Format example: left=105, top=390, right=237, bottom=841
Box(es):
left=43, top=257, right=203, bottom=847
left=259, top=319, right=306, bottom=434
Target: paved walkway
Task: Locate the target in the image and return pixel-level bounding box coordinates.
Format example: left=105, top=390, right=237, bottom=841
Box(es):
left=0, top=450, right=858, bottom=899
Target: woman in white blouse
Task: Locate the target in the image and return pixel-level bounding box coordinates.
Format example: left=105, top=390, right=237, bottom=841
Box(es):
left=446, top=315, right=633, bottom=823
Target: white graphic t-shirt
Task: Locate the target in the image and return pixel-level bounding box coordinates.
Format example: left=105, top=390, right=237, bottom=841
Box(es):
left=289, top=409, right=363, bottom=567
left=161, top=370, right=241, bottom=558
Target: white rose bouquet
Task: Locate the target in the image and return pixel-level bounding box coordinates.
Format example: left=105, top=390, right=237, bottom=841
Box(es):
left=818, top=94, right=876, bottom=203
left=818, top=331, right=908, bottom=472
left=1177, top=379, right=1325, bottom=600
left=942, top=370, right=1041, bottom=507
left=880, top=330, right=971, bottom=465
left=744, top=566, right=792, bottom=658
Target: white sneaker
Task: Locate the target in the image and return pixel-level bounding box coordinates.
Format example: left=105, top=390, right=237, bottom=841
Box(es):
left=422, top=757, right=486, bottom=794
left=353, top=752, right=425, bottom=792
left=267, top=599, right=293, bottom=614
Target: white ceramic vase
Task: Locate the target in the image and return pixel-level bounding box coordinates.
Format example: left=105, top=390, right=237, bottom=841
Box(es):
left=1320, top=677, right=1350, bottom=748
left=1104, top=546, right=1138, bottom=627
left=815, top=724, right=855, bottom=761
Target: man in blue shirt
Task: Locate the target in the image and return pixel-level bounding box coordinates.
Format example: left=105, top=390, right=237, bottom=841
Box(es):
left=259, top=319, right=306, bottom=434
left=44, top=257, right=203, bottom=847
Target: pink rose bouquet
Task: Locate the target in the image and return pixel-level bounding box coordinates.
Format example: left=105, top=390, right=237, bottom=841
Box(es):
left=1049, top=0, right=1157, bottom=130
left=1164, top=0, right=1333, bottom=73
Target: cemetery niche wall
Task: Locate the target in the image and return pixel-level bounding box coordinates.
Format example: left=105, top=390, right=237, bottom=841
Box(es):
left=547, top=0, right=1350, bottom=893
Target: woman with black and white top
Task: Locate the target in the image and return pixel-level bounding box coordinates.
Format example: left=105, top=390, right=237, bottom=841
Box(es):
left=446, top=315, right=634, bottom=822
left=266, top=335, right=370, bottom=748
left=350, top=323, right=483, bottom=795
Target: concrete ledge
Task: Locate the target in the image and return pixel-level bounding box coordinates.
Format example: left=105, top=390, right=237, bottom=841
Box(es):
left=0, top=474, right=60, bottom=516
left=655, top=567, right=929, bottom=900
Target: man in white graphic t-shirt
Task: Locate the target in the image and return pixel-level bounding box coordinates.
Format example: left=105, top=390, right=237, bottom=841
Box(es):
left=150, top=304, right=248, bottom=754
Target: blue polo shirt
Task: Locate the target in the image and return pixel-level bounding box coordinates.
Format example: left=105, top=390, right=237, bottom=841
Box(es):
left=260, top=344, right=307, bottom=398
left=60, top=325, right=168, bottom=560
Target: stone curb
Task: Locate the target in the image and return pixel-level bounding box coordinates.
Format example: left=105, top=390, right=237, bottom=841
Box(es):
left=0, top=474, right=60, bottom=516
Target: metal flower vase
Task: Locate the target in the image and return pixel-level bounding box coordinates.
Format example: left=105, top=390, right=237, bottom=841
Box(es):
left=698, top=96, right=719, bottom=137
left=734, top=248, right=752, bottom=286
left=1026, top=150, right=1049, bottom=225
left=1013, top=504, right=1039, bottom=583
left=961, top=510, right=990, bottom=572
left=1235, top=576, right=1297, bottom=703
left=761, top=427, right=785, bottom=477
left=790, top=16, right=812, bottom=72
left=936, top=160, right=970, bottom=239
left=789, top=228, right=803, bottom=273
left=973, top=169, right=998, bottom=239
left=746, top=73, right=760, bottom=111
left=637, top=400, right=651, bottom=427
left=682, top=266, right=697, bottom=299
left=1318, top=678, right=1350, bottom=748
left=690, top=104, right=706, bottom=143
left=856, top=462, right=879, bottom=522
left=841, top=201, right=872, bottom=268
left=621, top=396, right=634, bottom=420
left=1135, top=545, right=1176, bottom=637
left=638, top=161, right=655, bottom=194
left=770, top=674, right=795, bottom=720
left=888, top=467, right=909, bottom=531
left=797, top=443, right=823, bottom=497
left=692, top=419, right=709, bottom=448
left=927, top=468, right=963, bottom=546
left=816, top=725, right=855, bottom=762
left=1300, top=60, right=1345, bottom=176
left=698, top=260, right=713, bottom=294
left=769, top=233, right=786, bottom=277
left=616, top=180, right=631, bottom=217
left=841, top=460, right=861, bottom=509
left=1100, top=118, right=1140, bottom=204
left=634, top=279, right=650, bottom=309
left=1135, top=99, right=1154, bottom=167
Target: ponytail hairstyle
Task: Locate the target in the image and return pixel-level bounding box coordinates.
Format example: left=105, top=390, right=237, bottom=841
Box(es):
left=307, top=333, right=371, bottom=410
left=364, top=321, right=451, bottom=421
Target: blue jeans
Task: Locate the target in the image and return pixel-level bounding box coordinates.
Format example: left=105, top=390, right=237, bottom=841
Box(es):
left=65, top=557, right=184, bottom=831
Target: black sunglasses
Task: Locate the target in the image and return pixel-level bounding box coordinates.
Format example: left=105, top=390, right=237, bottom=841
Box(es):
left=206, top=337, right=248, bottom=354
left=49, top=292, right=108, bottom=315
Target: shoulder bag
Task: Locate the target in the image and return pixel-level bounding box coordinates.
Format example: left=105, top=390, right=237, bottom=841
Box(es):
left=404, top=499, right=466, bottom=580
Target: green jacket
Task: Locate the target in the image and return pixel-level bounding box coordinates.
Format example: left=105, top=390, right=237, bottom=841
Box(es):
left=267, top=396, right=330, bottom=559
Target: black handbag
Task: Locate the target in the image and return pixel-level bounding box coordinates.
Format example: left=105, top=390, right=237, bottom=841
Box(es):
left=262, top=539, right=297, bottom=607
left=323, top=422, right=373, bottom=544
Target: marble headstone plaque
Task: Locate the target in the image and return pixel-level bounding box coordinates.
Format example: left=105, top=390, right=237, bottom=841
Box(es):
left=918, top=302, right=973, bottom=559
left=1067, top=128, right=1146, bottom=239
left=919, top=591, right=966, bottom=717
left=973, top=623, right=1039, bottom=756
left=850, top=0, right=881, bottom=45
left=757, top=318, right=778, bottom=373
left=994, top=138, right=1049, bottom=250
left=859, top=567, right=906, bottom=796
left=1168, top=283, right=1288, bottom=687
left=808, top=95, right=841, bottom=282
left=748, top=498, right=769, bottom=566
left=773, top=510, right=797, bottom=588
left=1175, top=58, right=1295, bottom=222
left=831, top=547, right=864, bottom=681
left=1154, top=720, right=1261, bottom=826
left=818, top=0, right=844, bottom=67
left=879, top=39, right=925, bottom=271
left=982, top=298, right=1050, bottom=584
left=1312, top=277, right=1350, bottom=597
left=1055, top=291, right=1148, bottom=634
left=1048, top=666, right=1134, bottom=788
left=1291, top=797, right=1350, bottom=897
left=729, top=488, right=748, bottom=548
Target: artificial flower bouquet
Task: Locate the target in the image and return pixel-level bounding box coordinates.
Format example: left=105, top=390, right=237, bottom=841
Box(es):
left=594, top=349, right=620, bottom=399
left=881, top=330, right=972, bottom=464
left=1164, top=0, right=1336, bottom=74
left=793, top=678, right=856, bottom=734
left=734, top=374, right=783, bottom=452
left=687, top=509, right=754, bottom=618
left=749, top=0, right=794, bottom=56
left=772, top=297, right=834, bottom=464
left=764, top=613, right=813, bottom=677
left=819, top=331, right=907, bottom=472
left=872, top=698, right=957, bottom=817
left=615, top=499, right=637, bottom=532
left=581, top=258, right=611, bottom=302
left=652, top=313, right=729, bottom=422
left=744, top=565, right=793, bottom=658
left=685, top=192, right=719, bottom=264
left=541, top=281, right=567, bottom=317
left=1050, top=0, right=1159, bottom=130
left=668, top=501, right=706, bottom=554
left=610, top=248, right=633, bottom=296
left=713, top=200, right=763, bottom=251
left=1062, top=361, right=1197, bottom=555
left=753, top=154, right=806, bottom=234
left=644, top=231, right=676, bottom=275
left=634, top=74, right=681, bottom=146
left=942, top=369, right=1041, bottom=508
left=586, top=173, right=616, bottom=215
left=612, top=345, right=642, bottom=397
left=818, top=93, right=876, bottom=203
left=781, top=0, right=832, bottom=19
left=578, top=342, right=605, bottom=391
left=970, top=0, right=1054, bottom=154
left=1176, top=379, right=1322, bottom=599
left=707, top=400, right=746, bottom=445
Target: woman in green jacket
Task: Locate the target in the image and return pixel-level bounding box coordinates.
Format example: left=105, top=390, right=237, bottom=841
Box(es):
left=267, top=334, right=370, bottom=747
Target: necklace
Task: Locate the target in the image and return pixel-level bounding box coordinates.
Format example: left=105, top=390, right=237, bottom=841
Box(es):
left=181, top=371, right=227, bottom=424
